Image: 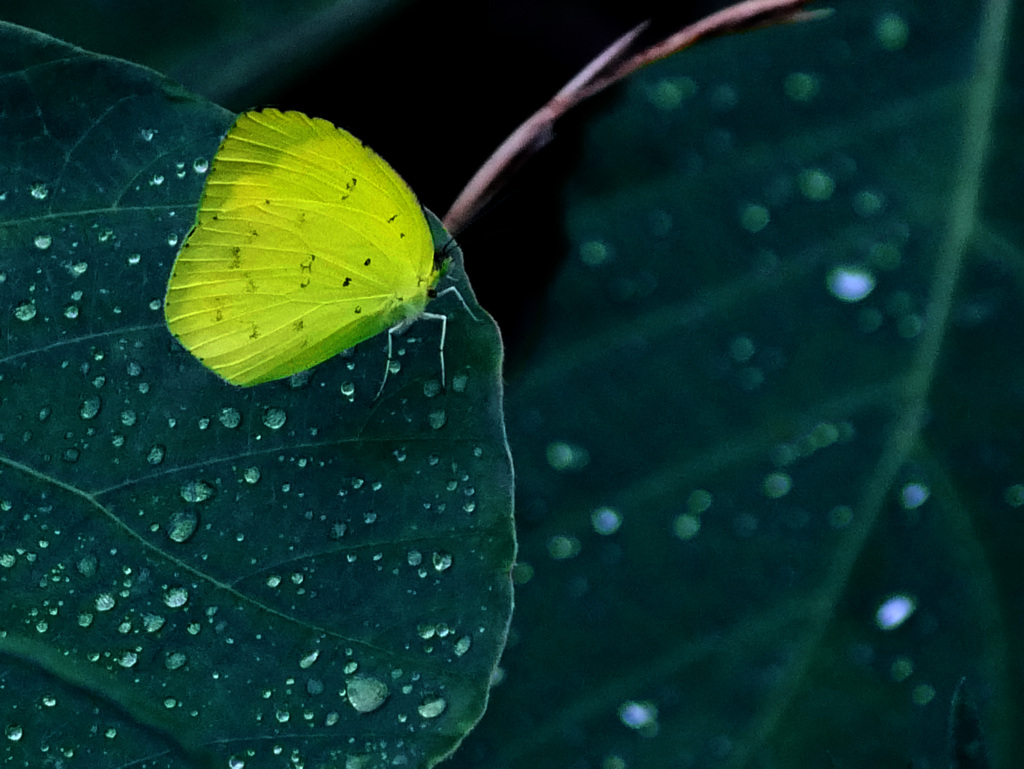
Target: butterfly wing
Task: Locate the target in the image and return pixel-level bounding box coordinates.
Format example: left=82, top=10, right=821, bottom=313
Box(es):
left=164, top=109, right=437, bottom=386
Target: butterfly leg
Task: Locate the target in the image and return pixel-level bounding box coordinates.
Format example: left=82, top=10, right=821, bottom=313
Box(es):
left=432, top=286, right=480, bottom=323
left=373, top=313, right=449, bottom=401
left=374, top=325, right=401, bottom=402
left=419, top=312, right=449, bottom=392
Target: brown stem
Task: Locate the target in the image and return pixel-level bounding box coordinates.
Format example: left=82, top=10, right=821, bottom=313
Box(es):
left=442, top=0, right=827, bottom=237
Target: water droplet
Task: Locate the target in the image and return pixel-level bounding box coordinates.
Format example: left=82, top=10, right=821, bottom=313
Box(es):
left=218, top=407, right=241, bottom=428
left=346, top=675, right=389, bottom=713
left=798, top=168, right=835, bottom=201
left=0, top=553, right=14, bottom=568
left=262, top=407, right=287, bottom=429
left=30, top=183, right=48, bottom=200
left=547, top=535, right=581, bottom=560
left=167, top=233, right=179, bottom=247
left=1004, top=484, right=1024, bottom=507
left=147, top=445, right=166, bottom=465
left=149, top=174, right=165, bottom=186
left=546, top=441, right=590, bottom=471
left=900, top=482, right=930, bottom=509
left=912, top=683, right=935, bottom=706
left=243, top=467, right=261, bottom=484
left=63, top=304, right=79, bottom=319
left=180, top=479, right=214, bottom=503
left=95, top=593, right=116, bottom=611
left=763, top=472, right=792, bottom=499
left=432, top=551, right=453, bottom=572
left=827, top=267, right=876, bottom=302
left=165, top=651, right=187, bottom=670
left=13, top=301, right=36, bottom=321
left=417, top=694, right=446, bottom=719
left=140, top=128, right=156, bottom=141
left=34, top=234, right=52, bottom=250
left=876, top=594, right=916, bottom=630
left=428, top=410, right=447, bottom=430
left=142, top=613, right=166, bottom=632
left=672, top=513, right=701, bottom=540
left=591, top=506, right=622, bottom=535
left=163, top=586, right=189, bottom=608
left=79, top=396, right=102, bottom=420
left=739, top=204, right=770, bottom=233
left=454, top=636, right=472, bottom=656
left=618, top=700, right=658, bottom=730
left=783, top=71, right=819, bottom=102
left=5, top=724, right=23, bottom=741
left=167, top=510, right=198, bottom=543
left=193, top=158, right=209, bottom=174
left=876, top=12, right=909, bottom=51
left=116, top=651, right=138, bottom=668
left=853, top=190, right=885, bottom=217
left=299, top=650, right=320, bottom=669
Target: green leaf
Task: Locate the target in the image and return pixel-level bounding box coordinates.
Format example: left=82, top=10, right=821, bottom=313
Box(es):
left=458, top=1, right=1021, bottom=768
left=0, top=22, right=514, bottom=769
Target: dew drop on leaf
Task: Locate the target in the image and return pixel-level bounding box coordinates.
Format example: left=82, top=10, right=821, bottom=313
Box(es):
left=417, top=694, right=446, bottom=719
left=346, top=675, right=389, bottom=713
left=167, top=510, right=198, bottom=543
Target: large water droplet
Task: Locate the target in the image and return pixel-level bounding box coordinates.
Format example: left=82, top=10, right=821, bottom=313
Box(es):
left=167, top=510, right=198, bottom=543
left=95, top=593, right=116, bottom=611
left=417, top=694, right=446, bottom=719
left=165, top=651, right=187, bottom=670
left=116, top=651, right=138, bottom=668
left=876, top=594, right=916, bottom=630
left=80, top=397, right=102, bottom=420
left=163, top=586, right=189, bottom=608
left=180, top=479, right=214, bottom=503
left=432, top=552, right=453, bottom=572
left=262, top=407, right=287, bottom=429
left=346, top=675, right=388, bottom=713
left=619, top=700, right=658, bottom=730
left=218, top=407, right=241, bottom=428
left=13, top=301, right=36, bottom=321
left=453, top=636, right=472, bottom=656
left=827, top=267, right=876, bottom=302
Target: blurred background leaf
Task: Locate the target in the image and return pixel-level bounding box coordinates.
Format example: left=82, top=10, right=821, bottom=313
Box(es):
left=1, top=0, right=1022, bottom=768
left=0, top=22, right=513, bottom=769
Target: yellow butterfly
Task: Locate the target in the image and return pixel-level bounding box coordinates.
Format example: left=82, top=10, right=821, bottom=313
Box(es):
left=164, top=108, right=453, bottom=388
